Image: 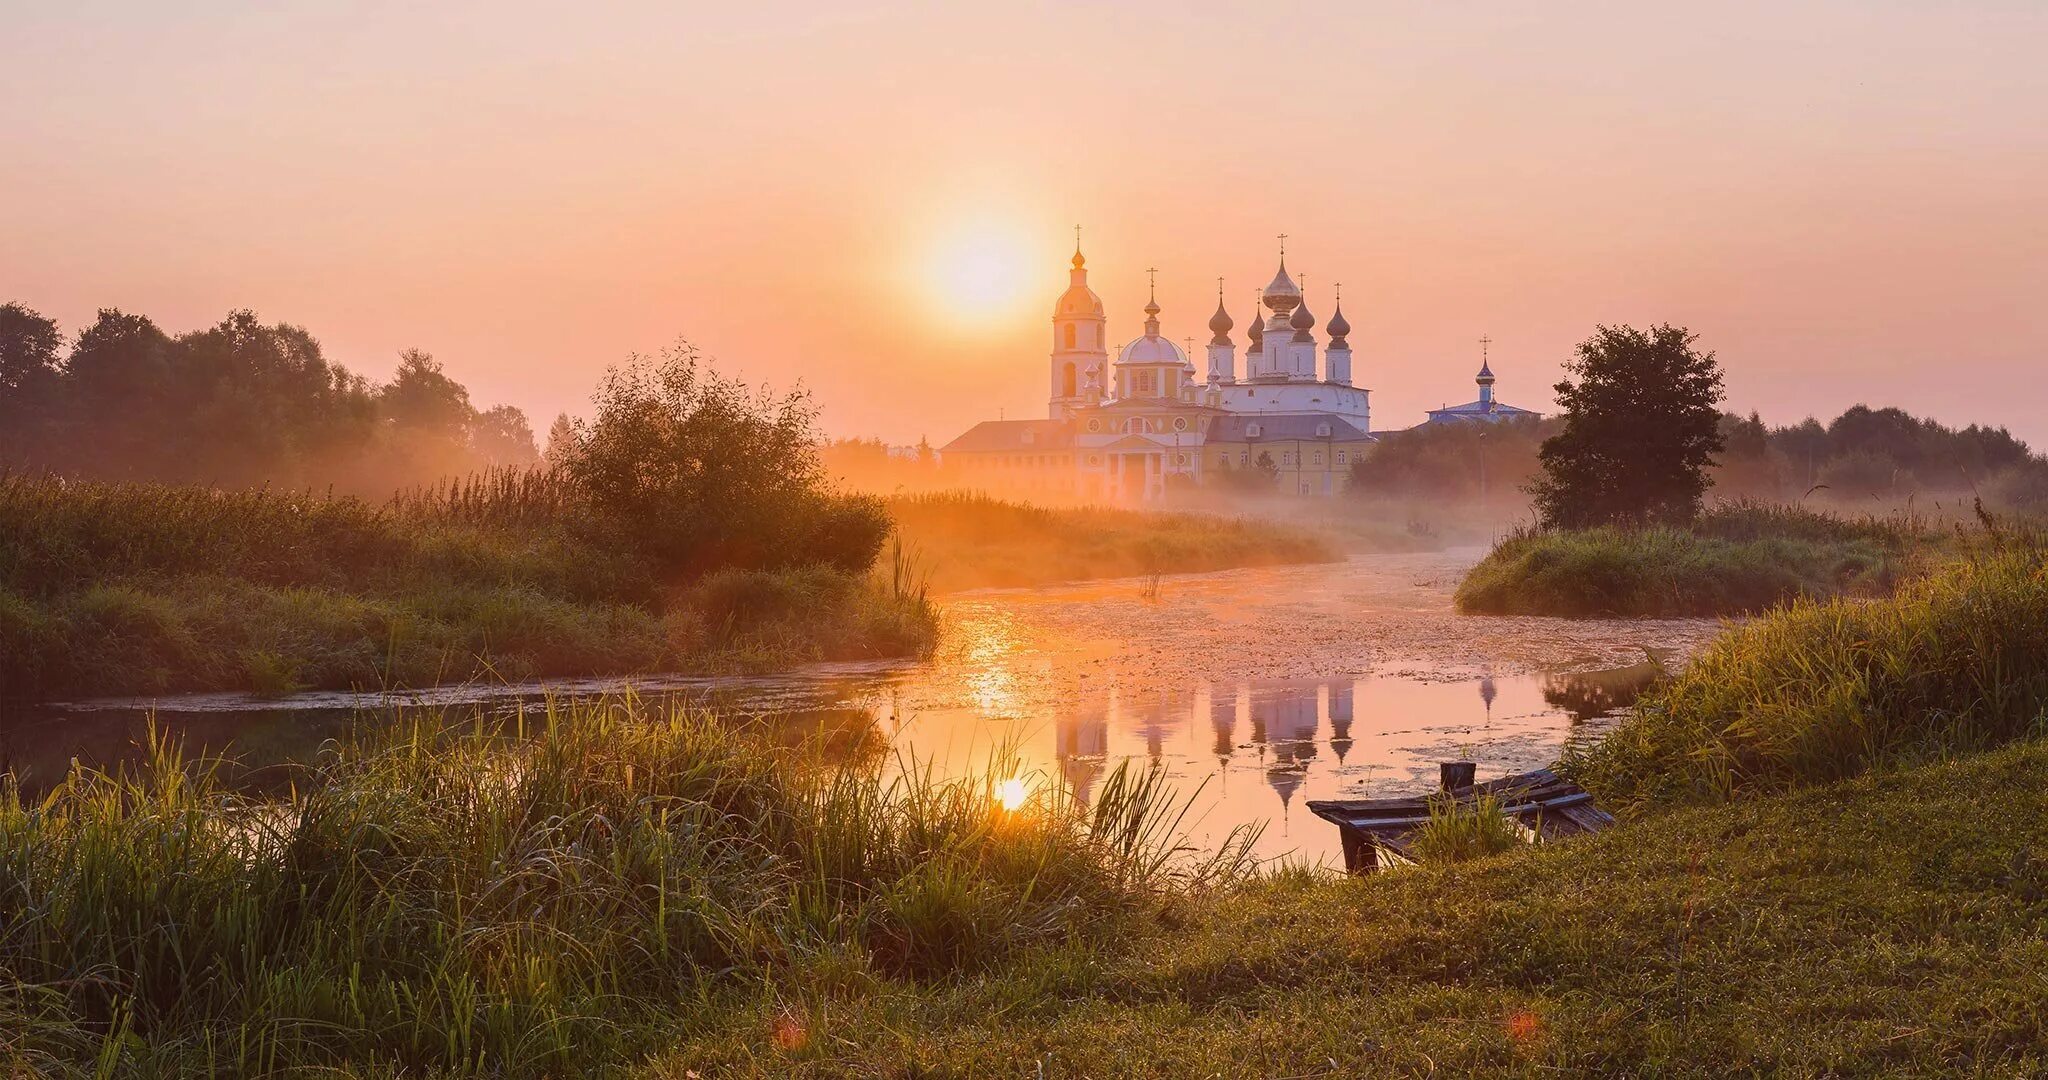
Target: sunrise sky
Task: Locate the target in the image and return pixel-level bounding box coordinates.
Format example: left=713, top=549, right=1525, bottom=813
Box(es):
left=5, top=1, right=2045, bottom=445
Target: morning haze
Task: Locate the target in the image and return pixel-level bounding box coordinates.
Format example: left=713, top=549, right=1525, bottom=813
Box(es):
left=4, top=1, right=2043, bottom=444
left=7, top=3, right=2048, bottom=1075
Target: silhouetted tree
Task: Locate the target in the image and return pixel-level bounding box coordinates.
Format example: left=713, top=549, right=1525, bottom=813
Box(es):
left=472, top=404, right=539, bottom=466
left=0, top=303, right=63, bottom=462
left=1530, top=325, right=1725, bottom=528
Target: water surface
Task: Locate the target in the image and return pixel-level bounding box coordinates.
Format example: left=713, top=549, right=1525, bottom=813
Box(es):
left=1, top=549, right=1726, bottom=865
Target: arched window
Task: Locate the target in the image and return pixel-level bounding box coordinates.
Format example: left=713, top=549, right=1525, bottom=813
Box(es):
left=1061, top=363, right=1076, bottom=397
left=1064, top=324, right=1076, bottom=349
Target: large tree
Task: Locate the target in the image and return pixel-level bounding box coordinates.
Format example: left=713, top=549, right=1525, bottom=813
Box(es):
left=1529, top=324, right=1725, bottom=528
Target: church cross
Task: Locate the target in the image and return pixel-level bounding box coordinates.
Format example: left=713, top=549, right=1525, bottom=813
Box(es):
left=1480, top=335, right=1491, bottom=363
left=1277, top=233, right=1288, bottom=257
left=1074, top=224, right=1082, bottom=252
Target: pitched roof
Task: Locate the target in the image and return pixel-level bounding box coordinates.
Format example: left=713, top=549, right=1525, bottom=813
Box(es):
left=1425, top=400, right=1540, bottom=420
left=1206, top=414, right=1375, bottom=442
left=938, top=420, right=1073, bottom=454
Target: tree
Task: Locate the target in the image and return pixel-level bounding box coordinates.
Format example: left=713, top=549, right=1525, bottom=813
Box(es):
left=561, top=340, right=887, bottom=574
left=379, top=349, right=474, bottom=438
left=1530, top=325, right=1725, bottom=528
left=0, top=303, right=61, bottom=395
left=543, top=412, right=579, bottom=469
left=471, top=404, right=538, bottom=466
left=0, top=303, right=63, bottom=462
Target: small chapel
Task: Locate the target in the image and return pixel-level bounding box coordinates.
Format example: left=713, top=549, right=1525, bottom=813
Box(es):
left=940, top=234, right=1536, bottom=499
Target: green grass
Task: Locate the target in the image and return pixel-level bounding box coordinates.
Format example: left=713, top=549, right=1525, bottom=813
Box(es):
left=1409, top=792, right=1525, bottom=863
left=1566, top=547, right=2048, bottom=812
left=646, top=738, right=2048, bottom=1077
left=887, top=491, right=1341, bottom=593
left=1455, top=501, right=1918, bottom=617
left=0, top=473, right=936, bottom=698
left=0, top=698, right=1252, bottom=1075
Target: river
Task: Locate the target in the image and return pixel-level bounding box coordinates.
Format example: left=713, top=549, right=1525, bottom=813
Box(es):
left=0, top=549, right=1727, bottom=866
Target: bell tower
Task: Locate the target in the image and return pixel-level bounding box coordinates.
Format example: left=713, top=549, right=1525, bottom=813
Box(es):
left=1050, top=226, right=1108, bottom=419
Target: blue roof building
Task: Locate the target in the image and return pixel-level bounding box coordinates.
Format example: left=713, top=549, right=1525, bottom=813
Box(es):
left=1422, top=350, right=1541, bottom=426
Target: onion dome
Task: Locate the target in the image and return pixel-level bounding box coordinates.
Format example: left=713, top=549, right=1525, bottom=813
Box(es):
left=1477, top=359, right=1495, bottom=381
left=1262, top=258, right=1300, bottom=317
left=1290, top=295, right=1315, bottom=342
left=1246, top=294, right=1265, bottom=351
left=1326, top=301, right=1351, bottom=347
left=1208, top=292, right=1233, bottom=346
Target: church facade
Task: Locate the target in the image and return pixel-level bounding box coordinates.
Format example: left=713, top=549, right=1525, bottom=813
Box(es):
left=941, top=239, right=1529, bottom=499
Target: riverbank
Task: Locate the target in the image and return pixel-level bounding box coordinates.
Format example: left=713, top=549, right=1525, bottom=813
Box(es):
left=886, top=491, right=1340, bottom=593
left=1454, top=502, right=1923, bottom=616
left=0, top=474, right=936, bottom=699
left=5, top=691, right=2045, bottom=1076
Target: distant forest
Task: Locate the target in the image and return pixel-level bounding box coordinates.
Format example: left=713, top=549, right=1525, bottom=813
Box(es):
left=0, top=302, right=539, bottom=495
left=1352, top=407, right=2048, bottom=513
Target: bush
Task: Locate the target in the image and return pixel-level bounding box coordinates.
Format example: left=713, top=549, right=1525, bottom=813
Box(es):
left=1566, top=549, right=2048, bottom=810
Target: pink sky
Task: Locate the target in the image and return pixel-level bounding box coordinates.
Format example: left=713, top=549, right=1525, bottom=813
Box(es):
left=4, top=2, right=2044, bottom=445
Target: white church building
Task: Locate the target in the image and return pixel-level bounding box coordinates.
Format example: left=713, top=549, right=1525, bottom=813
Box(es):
left=942, top=237, right=1532, bottom=499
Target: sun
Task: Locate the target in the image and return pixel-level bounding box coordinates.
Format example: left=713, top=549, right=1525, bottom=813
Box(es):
left=919, top=216, right=1036, bottom=325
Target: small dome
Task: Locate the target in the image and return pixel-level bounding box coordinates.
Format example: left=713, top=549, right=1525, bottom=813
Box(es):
left=1290, top=298, right=1315, bottom=332
left=1072, top=248, right=1086, bottom=270
left=1247, top=302, right=1265, bottom=349
left=1326, top=303, right=1351, bottom=341
left=1207, top=299, right=1233, bottom=345
left=1055, top=284, right=1103, bottom=318
left=1477, top=359, right=1495, bottom=381
left=1116, top=335, right=1189, bottom=366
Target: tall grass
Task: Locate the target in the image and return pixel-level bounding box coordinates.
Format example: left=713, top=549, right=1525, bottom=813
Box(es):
left=0, top=472, right=936, bottom=698
left=1455, top=500, right=1919, bottom=617
left=1567, top=545, right=2048, bottom=810
left=0, top=696, right=1248, bottom=1074
left=886, top=491, right=1340, bottom=593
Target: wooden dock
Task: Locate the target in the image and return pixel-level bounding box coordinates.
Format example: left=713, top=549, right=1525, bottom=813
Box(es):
left=1307, top=763, right=1614, bottom=874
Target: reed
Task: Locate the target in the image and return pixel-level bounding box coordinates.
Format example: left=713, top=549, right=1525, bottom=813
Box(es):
left=0, top=696, right=1247, bottom=1074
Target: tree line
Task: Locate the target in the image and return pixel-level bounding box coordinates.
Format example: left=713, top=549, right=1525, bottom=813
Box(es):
left=0, top=301, right=538, bottom=494
left=1350, top=326, right=2040, bottom=522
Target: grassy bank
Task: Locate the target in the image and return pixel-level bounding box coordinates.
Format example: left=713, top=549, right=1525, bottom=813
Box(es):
left=8, top=698, right=2045, bottom=1075
left=0, top=473, right=935, bottom=699
left=654, top=739, right=2048, bottom=1077
left=1566, top=545, right=2048, bottom=812
left=1455, top=501, right=1919, bottom=616
left=887, top=491, right=1341, bottom=593
left=0, top=700, right=1247, bottom=1074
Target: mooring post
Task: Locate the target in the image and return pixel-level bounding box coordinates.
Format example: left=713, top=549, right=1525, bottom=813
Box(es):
left=1440, top=760, right=1477, bottom=792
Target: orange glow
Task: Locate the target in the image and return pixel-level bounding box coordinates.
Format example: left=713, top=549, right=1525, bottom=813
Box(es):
left=4, top=5, right=2044, bottom=445
left=995, top=777, right=1030, bottom=812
